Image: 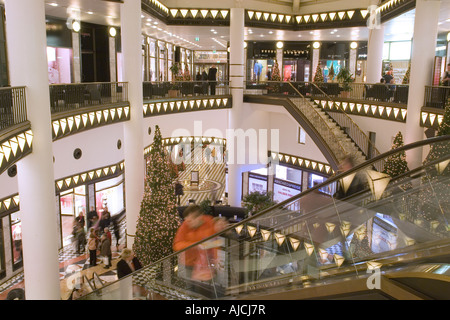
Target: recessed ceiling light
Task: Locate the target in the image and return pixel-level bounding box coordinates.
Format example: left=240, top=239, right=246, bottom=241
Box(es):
left=309, top=31, right=314, bottom=34
left=154, top=21, right=158, bottom=25
left=48, top=2, right=58, bottom=6
left=87, top=11, right=93, bottom=15
left=268, top=31, right=273, bottom=34
left=147, top=18, right=152, bottom=22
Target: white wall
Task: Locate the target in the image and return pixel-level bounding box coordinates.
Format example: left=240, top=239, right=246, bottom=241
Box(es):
left=52, top=123, right=125, bottom=180
left=348, top=114, right=408, bottom=154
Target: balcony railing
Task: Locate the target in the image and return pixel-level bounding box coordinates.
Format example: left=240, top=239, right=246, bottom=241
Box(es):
left=143, top=81, right=230, bottom=100
left=424, top=86, right=450, bottom=110
left=0, top=86, right=27, bottom=131
left=245, top=81, right=410, bottom=105
left=49, top=82, right=128, bottom=114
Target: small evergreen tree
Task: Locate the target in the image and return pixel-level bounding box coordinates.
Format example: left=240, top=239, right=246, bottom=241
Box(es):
left=271, top=61, right=281, bottom=82
left=133, top=125, right=181, bottom=266
left=424, top=104, right=450, bottom=165
left=313, top=64, right=324, bottom=83
left=183, top=63, right=191, bottom=81
left=383, top=131, right=409, bottom=178
left=402, top=64, right=411, bottom=84
left=328, top=64, right=335, bottom=82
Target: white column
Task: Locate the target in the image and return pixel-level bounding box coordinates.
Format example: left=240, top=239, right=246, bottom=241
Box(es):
left=349, top=46, right=357, bottom=77
left=366, top=25, right=385, bottom=83
left=276, top=48, right=283, bottom=78
left=312, top=46, right=320, bottom=81
left=227, top=7, right=245, bottom=207
left=72, top=31, right=81, bottom=83
left=405, top=0, right=440, bottom=168
left=121, top=0, right=145, bottom=248
left=109, top=33, right=117, bottom=83
left=5, top=0, right=60, bottom=299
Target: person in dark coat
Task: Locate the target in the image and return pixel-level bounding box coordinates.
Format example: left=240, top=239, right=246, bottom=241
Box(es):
left=175, top=180, right=184, bottom=206
left=86, top=206, right=98, bottom=230
left=100, top=233, right=112, bottom=269
left=116, top=248, right=142, bottom=279
left=207, top=65, right=218, bottom=95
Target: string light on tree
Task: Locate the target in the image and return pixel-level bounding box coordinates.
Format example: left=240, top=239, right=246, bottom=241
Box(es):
left=133, top=125, right=181, bottom=265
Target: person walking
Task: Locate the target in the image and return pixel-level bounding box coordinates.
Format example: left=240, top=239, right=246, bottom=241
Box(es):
left=111, top=216, right=121, bottom=252
left=208, top=65, right=218, bottom=95
left=100, top=233, right=112, bottom=269
left=88, top=228, right=99, bottom=267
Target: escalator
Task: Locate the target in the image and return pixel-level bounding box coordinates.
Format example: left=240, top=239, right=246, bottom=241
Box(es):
left=80, top=136, right=450, bottom=300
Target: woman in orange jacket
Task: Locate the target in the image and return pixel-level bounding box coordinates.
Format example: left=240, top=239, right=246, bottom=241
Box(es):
left=173, top=205, right=224, bottom=281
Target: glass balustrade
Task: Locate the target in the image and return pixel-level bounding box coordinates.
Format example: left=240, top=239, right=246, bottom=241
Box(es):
left=80, top=136, right=450, bottom=300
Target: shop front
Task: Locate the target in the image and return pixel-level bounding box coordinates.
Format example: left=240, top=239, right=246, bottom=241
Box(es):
left=193, top=51, right=228, bottom=82
left=58, top=173, right=125, bottom=247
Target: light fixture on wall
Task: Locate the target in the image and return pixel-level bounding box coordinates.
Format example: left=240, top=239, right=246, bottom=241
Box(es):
left=276, top=41, right=284, bottom=49
left=244, top=41, right=247, bottom=48
left=447, top=32, right=450, bottom=42
left=350, top=41, right=358, bottom=49
left=313, top=41, right=321, bottom=49
left=109, top=27, right=117, bottom=37
left=72, top=20, right=81, bottom=32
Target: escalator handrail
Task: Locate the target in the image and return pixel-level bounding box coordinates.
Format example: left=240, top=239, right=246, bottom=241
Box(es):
left=83, top=134, right=450, bottom=297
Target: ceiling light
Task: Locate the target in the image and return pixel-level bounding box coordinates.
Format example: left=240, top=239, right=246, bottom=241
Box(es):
left=350, top=41, right=358, bottom=49
left=87, top=11, right=93, bottom=15
left=276, top=41, right=284, bottom=49
left=48, top=3, right=58, bottom=7
left=109, top=27, right=117, bottom=37
left=72, top=20, right=81, bottom=32
left=313, top=41, right=321, bottom=49
left=154, top=22, right=158, bottom=25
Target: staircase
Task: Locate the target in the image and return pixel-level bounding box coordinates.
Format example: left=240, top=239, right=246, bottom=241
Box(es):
left=288, top=96, right=367, bottom=167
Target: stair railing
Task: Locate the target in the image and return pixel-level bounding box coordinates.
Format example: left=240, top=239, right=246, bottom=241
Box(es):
left=285, top=81, right=348, bottom=162
left=305, top=82, right=383, bottom=171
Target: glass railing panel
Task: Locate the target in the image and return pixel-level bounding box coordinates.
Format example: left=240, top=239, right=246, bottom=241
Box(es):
left=80, top=137, right=450, bottom=300
left=49, top=82, right=128, bottom=114
left=143, top=81, right=230, bottom=100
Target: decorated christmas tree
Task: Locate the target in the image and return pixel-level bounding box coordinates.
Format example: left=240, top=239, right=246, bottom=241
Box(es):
left=402, top=64, right=411, bottom=84
left=271, top=60, right=281, bottom=82
left=183, top=63, right=191, bottom=81
left=424, top=104, right=450, bottom=165
left=383, top=131, right=409, bottom=178
left=313, top=64, right=324, bottom=83
left=328, top=64, right=335, bottom=82
left=133, top=125, right=181, bottom=265
left=417, top=105, right=450, bottom=232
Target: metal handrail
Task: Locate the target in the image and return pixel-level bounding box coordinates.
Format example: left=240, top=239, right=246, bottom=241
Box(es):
left=285, top=81, right=348, bottom=160
left=0, top=86, right=27, bottom=131
left=307, top=81, right=381, bottom=162
left=80, top=135, right=450, bottom=299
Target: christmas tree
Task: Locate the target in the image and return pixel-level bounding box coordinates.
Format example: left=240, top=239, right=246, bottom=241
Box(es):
left=417, top=105, right=450, bottom=232
left=313, top=64, right=324, bottom=83
left=183, top=63, right=191, bottom=81
left=328, top=64, right=335, bottom=82
left=424, top=104, right=450, bottom=165
left=133, top=125, right=181, bottom=266
left=271, top=60, right=281, bottom=82
left=383, top=131, right=409, bottom=178
left=402, top=64, right=411, bottom=84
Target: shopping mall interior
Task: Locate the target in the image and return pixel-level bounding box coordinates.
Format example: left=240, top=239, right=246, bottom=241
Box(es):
left=0, top=0, right=449, bottom=301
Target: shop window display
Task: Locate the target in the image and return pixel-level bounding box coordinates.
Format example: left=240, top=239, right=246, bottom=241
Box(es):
left=47, top=46, right=72, bottom=84
left=10, top=211, right=22, bottom=267
left=95, top=174, right=124, bottom=218
left=60, top=186, right=86, bottom=247
left=248, top=59, right=273, bottom=82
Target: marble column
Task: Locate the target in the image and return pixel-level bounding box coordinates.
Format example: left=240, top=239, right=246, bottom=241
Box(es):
left=121, top=0, right=145, bottom=248
left=405, top=0, right=440, bottom=168
left=227, top=7, right=245, bottom=207
left=5, top=0, right=60, bottom=299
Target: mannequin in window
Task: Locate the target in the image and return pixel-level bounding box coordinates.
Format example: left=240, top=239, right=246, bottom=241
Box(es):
left=254, top=61, right=263, bottom=82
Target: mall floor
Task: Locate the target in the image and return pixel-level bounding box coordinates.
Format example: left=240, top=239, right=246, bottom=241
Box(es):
left=0, top=219, right=126, bottom=300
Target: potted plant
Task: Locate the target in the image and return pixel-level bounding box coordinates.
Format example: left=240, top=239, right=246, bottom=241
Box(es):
left=169, top=62, right=182, bottom=98
left=242, top=191, right=276, bottom=217
left=336, top=67, right=354, bottom=98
